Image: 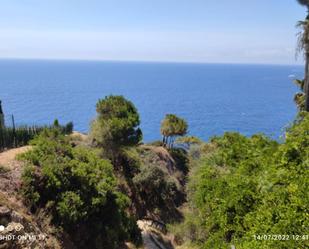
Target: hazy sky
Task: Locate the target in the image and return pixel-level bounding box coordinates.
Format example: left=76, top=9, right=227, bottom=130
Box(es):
left=0, top=0, right=307, bottom=64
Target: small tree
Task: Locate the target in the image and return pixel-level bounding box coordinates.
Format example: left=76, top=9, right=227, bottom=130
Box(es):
left=160, top=114, right=188, bottom=148
left=90, top=95, right=142, bottom=159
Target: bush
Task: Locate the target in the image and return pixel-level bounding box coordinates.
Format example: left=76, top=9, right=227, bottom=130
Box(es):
left=21, top=128, right=141, bottom=249
left=169, top=148, right=189, bottom=175
left=178, top=116, right=309, bottom=249
left=133, top=162, right=181, bottom=219
left=120, top=147, right=142, bottom=177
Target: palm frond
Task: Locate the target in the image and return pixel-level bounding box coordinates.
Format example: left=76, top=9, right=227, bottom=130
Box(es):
left=294, top=92, right=306, bottom=110
left=296, top=20, right=309, bottom=56
left=297, top=0, right=309, bottom=7
left=293, top=79, right=305, bottom=90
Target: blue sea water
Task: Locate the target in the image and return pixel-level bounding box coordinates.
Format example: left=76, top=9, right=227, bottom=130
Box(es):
left=0, top=59, right=302, bottom=142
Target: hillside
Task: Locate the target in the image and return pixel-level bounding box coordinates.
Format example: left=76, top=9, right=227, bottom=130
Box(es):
left=0, top=146, right=62, bottom=249
left=0, top=134, right=187, bottom=249
left=0, top=94, right=307, bottom=249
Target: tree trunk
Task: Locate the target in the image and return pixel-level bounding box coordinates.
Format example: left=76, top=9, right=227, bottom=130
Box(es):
left=303, top=51, right=309, bottom=112
left=305, top=52, right=309, bottom=111
left=304, top=9, right=309, bottom=112
left=0, top=101, right=4, bottom=128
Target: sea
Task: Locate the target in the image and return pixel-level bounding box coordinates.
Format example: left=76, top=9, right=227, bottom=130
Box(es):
left=0, top=59, right=303, bottom=142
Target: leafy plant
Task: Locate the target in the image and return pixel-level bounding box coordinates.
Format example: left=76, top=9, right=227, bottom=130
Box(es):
left=177, top=115, right=309, bottom=249
left=21, top=128, right=141, bottom=249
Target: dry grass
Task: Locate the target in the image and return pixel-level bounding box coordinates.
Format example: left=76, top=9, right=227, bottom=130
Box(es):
left=0, top=164, right=10, bottom=174
left=0, top=145, right=31, bottom=169
left=0, top=192, right=33, bottom=222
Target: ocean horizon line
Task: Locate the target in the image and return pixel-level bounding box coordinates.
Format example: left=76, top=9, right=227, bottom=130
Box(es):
left=0, top=57, right=304, bottom=67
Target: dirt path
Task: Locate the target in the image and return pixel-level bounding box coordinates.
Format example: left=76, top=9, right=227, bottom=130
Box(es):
left=137, top=220, right=174, bottom=249
left=0, top=146, right=31, bottom=169
left=0, top=146, right=32, bottom=197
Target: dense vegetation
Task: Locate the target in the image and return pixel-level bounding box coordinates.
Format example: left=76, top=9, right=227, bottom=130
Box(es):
left=0, top=120, right=73, bottom=151
left=19, top=96, right=188, bottom=248
left=15, top=90, right=308, bottom=249
left=171, top=114, right=309, bottom=249
left=20, top=128, right=141, bottom=249
left=132, top=146, right=186, bottom=220
left=1, top=2, right=308, bottom=249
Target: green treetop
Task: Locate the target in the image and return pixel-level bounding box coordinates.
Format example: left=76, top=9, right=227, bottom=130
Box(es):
left=160, top=114, right=188, bottom=148
left=90, top=95, right=142, bottom=155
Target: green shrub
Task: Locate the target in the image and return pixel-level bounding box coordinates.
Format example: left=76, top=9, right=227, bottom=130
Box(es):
left=56, top=191, right=85, bottom=224
left=169, top=148, right=189, bottom=175
left=120, top=147, right=142, bottom=176
left=133, top=162, right=181, bottom=218
left=178, top=115, right=309, bottom=249
left=21, top=128, right=141, bottom=249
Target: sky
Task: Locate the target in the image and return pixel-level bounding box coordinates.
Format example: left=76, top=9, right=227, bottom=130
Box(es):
left=0, top=0, right=307, bottom=64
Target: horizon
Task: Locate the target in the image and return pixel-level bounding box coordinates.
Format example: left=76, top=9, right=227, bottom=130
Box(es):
left=0, top=0, right=307, bottom=65
left=0, top=57, right=305, bottom=67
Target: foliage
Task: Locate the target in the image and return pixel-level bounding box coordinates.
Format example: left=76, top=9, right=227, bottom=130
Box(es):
left=131, top=146, right=185, bottom=219
left=133, top=163, right=181, bottom=217
left=297, top=13, right=309, bottom=54
left=169, top=148, right=190, bottom=175
left=161, top=114, right=188, bottom=148
left=21, top=128, right=141, bottom=249
left=293, top=79, right=306, bottom=111
left=177, top=115, right=309, bottom=249
left=176, top=136, right=202, bottom=146
left=120, top=146, right=142, bottom=176
left=53, top=119, right=74, bottom=134
left=0, top=125, right=43, bottom=151
left=296, top=1, right=309, bottom=112
left=297, top=0, right=309, bottom=7
left=0, top=121, right=73, bottom=152
left=90, top=95, right=142, bottom=151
